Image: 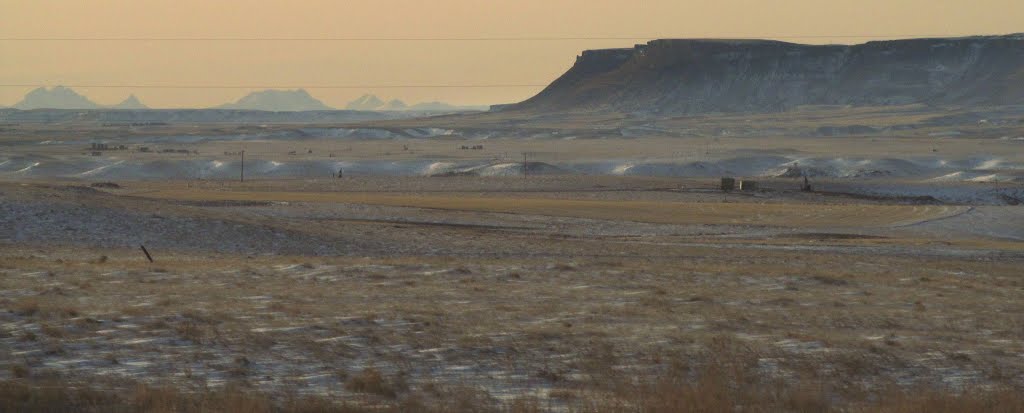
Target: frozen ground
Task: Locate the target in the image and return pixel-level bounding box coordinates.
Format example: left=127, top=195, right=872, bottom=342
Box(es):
left=1, top=218, right=1022, bottom=409
left=2, top=113, right=1023, bottom=410
left=1, top=174, right=1022, bottom=410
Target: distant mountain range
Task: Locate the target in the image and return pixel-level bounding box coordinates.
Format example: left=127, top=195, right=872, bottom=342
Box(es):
left=344, top=94, right=384, bottom=110
left=382, top=99, right=407, bottom=110
left=14, top=86, right=100, bottom=109
left=9, top=87, right=487, bottom=112
left=112, top=94, right=148, bottom=109
left=13, top=86, right=150, bottom=110
left=218, top=89, right=332, bottom=111
left=344, top=93, right=487, bottom=111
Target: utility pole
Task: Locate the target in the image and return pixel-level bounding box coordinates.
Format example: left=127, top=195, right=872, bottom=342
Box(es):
left=240, top=150, right=245, bottom=182
left=140, top=245, right=154, bottom=263
left=523, top=152, right=530, bottom=178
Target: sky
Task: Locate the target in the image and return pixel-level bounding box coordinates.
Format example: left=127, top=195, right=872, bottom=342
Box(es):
left=1, top=0, right=1022, bottom=108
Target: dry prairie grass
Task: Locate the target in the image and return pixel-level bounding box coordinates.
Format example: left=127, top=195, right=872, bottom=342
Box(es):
left=2, top=176, right=1023, bottom=411
left=1, top=246, right=1022, bottom=411
left=2, top=371, right=1022, bottom=412
left=135, top=189, right=965, bottom=228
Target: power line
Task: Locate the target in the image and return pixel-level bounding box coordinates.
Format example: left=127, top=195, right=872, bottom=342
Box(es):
left=0, top=34, right=982, bottom=41
left=0, top=32, right=1001, bottom=91
left=6, top=37, right=652, bottom=41
left=0, top=84, right=547, bottom=89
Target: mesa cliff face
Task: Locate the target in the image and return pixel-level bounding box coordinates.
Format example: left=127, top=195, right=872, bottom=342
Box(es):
left=505, top=35, right=1024, bottom=115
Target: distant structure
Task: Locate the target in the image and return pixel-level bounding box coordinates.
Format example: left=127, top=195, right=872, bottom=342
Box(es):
left=739, top=180, right=758, bottom=192
left=720, top=177, right=736, bottom=191
left=795, top=161, right=813, bottom=192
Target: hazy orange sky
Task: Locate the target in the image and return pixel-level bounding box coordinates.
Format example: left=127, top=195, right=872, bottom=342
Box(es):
left=2, top=0, right=1021, bottom=108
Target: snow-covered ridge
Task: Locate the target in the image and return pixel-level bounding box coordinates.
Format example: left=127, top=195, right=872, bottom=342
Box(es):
left=3, top=154, right=1022, bottom=183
